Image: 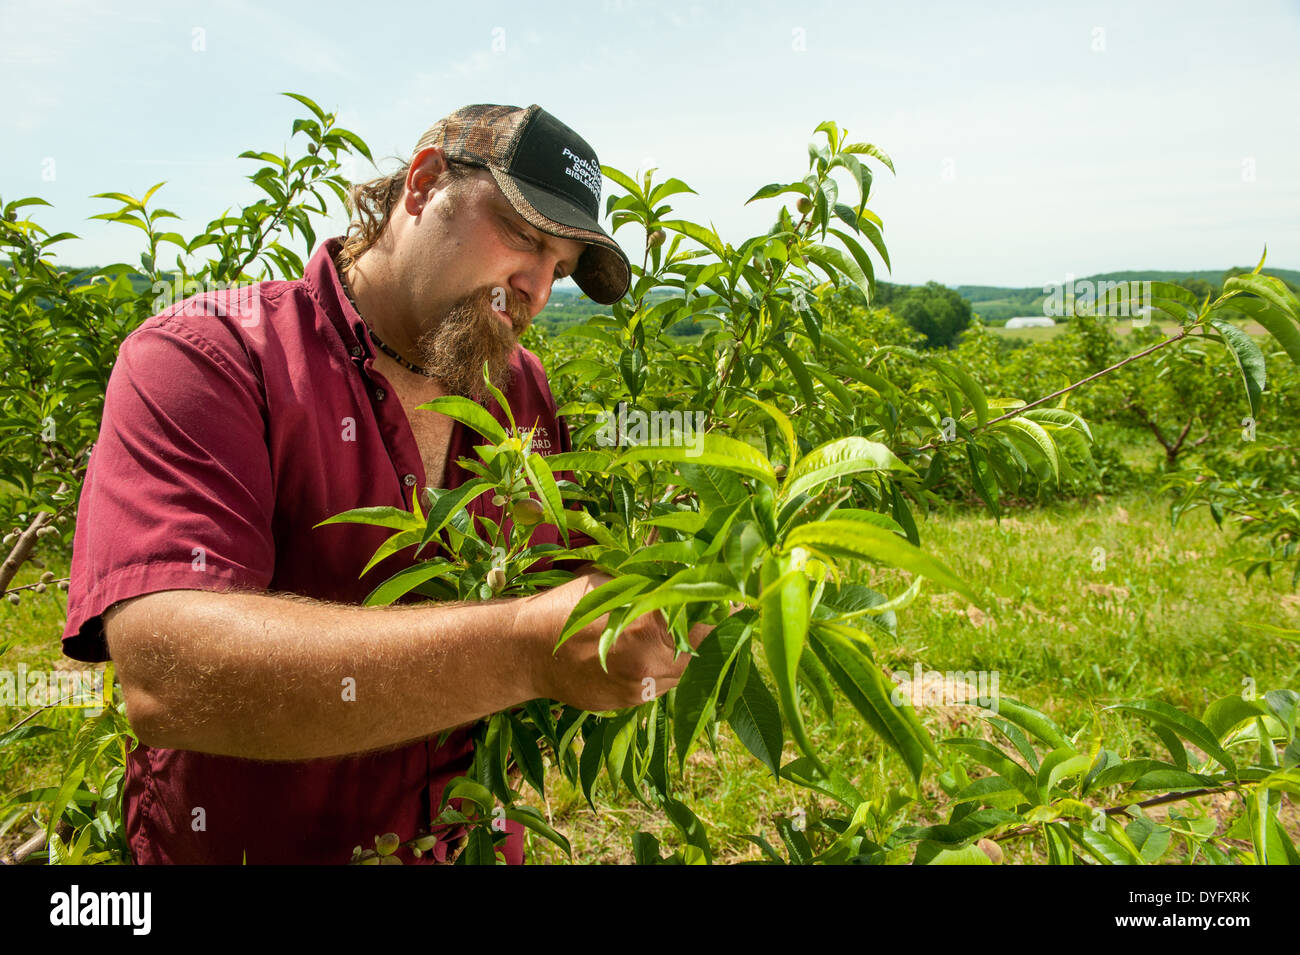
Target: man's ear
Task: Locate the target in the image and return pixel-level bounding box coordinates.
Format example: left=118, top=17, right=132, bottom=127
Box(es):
left=404, top=146, right=450, bottom=215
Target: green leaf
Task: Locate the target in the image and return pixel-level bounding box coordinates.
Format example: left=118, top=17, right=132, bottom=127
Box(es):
left=1087, top=759, right=1216, bottom=791
left=632, top=831, right=666, bottom=865
left=943, top=738, right=1037, bottom=804
left=769, top=339, right=819, bottom=409
left=658, top=219, right=725, bottom=259
left=567, top=509, right=621, bottom=549
left=785, top=519, right=981, bottom=606
left=663, top=797, right=713, bottom=864
left=642, top=511, right=706, bottom=534
left=745, top=182, right=810, bottom=205
left=999, top=416, right=1059, bottom=486
left=601, top=165, right=644, bottom=201
left=441, top=776, right=495, bottom=813
left=1202, top=694, right=1271, bottom=742
left=1020, top=407, right=1094, bottom=442
left=363, top=561, right=458, bottom=606
left=1106, top=700, right=1236, bottom=774
left=842, top=142, right=896, bottom=174
left=913, top=843, right=993, bottom=865
left=678, top=463, right=747, bottom=513
left=457, top=826, right=499, bottom=865
left=504, top=804, right=570, bottom=857
left=972, top=695, right=1071, bottom=750
left=45, top=761, right=88, bottom=847
left=1036, top=749, right=1092, bottom=802
left=556, top=574, right=654, bottom=648
left=479, top=712, right=513, bottom=801
left=419, top=479, right=492, bottom=551
left=1226, top=295, right=1300, bottom=367
left=603, top=709, right=639, bottom=793
left=930, top=358, right=988, bottom=427
left=1207, top=317, right=1267, bottom=418
left=759, top=553, right=824, bottom=774
left=965, top=444, right=1000, bottom=520
left=281, top=91, right=328, bottom=122
left=894, top=808, right=1019, bottom=847
left=728, top=669, right=784, bottom=778
left=332, top=127, right=374, bottom=163
left=578, top=720, right=606, bottom=809
left=0, top=724, right=58, bottom=748
left=826, top=227, right=878, bottom=303
left=672, top=618, right=753, bottom=770
left=523, top=449, right=568, bottom=547
left=806, top=243, right=871, bottom=301
left=1068, top=823, right=1138, bottom=865
left=621, top=566, right=744, bottom=634
left=1225, top=272, right=1300, bottom=321
left=810, top=626, right=933, bottom=780
left=781, top=436, right=910, bottom=502
left=506, top=714, right=547, bottom=798
left=416, top=396, right=508, bottom=444
left=615, top=432, right=776, bottom=487
left=779, top=756, right=864, bottom=807
left=1125, top=817, right=1173, bottom=863
left=358, top=528, right=423, bottom=576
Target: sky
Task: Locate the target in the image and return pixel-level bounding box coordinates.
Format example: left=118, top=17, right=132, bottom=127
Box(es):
left=3, top=0, right=1298, bottom=291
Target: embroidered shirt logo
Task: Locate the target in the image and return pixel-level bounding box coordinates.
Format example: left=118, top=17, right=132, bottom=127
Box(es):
left=509, top=424, right=553, bottom=453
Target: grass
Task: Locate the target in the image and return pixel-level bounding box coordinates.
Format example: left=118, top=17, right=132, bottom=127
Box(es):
left=517, top=489, right=1299, bottom=863
left=3, top=490, right=1297, bottom=863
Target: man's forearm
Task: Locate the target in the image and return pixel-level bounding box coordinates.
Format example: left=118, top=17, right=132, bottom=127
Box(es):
left=105, top=588, right=542, bottom=762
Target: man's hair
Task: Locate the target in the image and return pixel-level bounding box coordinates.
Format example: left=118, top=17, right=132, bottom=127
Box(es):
left=335, top=157, right=480, bottom=272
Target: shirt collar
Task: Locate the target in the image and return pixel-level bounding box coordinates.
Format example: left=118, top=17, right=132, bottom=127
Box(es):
left=306, top=236, right=372, bottom=360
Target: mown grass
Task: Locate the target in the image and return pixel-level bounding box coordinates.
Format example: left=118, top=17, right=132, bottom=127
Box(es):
left=3, top=490, right=1297, bottom=863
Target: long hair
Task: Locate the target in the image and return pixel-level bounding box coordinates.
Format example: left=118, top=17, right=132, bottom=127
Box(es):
left=334, top=158, right=477, bottom=272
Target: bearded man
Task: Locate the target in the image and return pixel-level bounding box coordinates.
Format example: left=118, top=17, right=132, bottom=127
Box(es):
left=61, top=104, right=704, bottom=865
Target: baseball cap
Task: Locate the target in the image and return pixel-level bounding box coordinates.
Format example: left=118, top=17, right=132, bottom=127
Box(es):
left=413, top=104, right=631, bottom=305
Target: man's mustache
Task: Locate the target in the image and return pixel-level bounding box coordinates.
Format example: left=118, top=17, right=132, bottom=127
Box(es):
left=471, top=285, right=531, bottom=336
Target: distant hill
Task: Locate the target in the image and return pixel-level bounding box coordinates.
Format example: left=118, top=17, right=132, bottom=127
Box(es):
left=954, top=268, right=1300, bottom=324
left=11, top=260, right=1295, bottom=331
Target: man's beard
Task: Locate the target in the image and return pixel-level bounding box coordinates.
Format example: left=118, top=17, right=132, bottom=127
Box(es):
left=415, top=285, right=530, bottom=402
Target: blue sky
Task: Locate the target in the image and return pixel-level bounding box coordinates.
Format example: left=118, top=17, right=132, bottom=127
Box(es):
left=3, top=0, right=1298, bottom=289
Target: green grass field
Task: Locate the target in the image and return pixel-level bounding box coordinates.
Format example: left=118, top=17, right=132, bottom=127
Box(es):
left=3, top=487, right=1297, bottom=863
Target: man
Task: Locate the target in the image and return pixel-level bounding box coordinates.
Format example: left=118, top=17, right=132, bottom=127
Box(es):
left=61, top=103, right=703, bottom=865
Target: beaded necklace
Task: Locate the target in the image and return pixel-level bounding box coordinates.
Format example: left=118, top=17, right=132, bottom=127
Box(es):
left=335, top=256, right=438, bottom=379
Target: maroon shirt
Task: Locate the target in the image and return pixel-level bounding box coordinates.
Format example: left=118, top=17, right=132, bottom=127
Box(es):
left=62, top=236, right=589, bottom=865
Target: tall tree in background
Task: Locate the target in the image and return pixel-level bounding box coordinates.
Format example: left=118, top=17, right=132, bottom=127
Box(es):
left=891, top=280, right=973, bottom=348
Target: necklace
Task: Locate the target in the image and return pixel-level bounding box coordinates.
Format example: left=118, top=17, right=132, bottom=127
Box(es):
left=335, top=256, right=437, bottom=379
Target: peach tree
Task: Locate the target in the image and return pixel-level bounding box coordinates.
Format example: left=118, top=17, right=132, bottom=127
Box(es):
left=337, top=123, right=1300, bottom=864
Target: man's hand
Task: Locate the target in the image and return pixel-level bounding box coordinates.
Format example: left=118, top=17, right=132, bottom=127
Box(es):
left=515, top=569, right=712, bottom=712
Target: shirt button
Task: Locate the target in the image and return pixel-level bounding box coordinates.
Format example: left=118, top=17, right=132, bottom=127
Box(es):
left=403, top=474, right=416, bottom=487
left=350, top=345, right=363, bottom=358
left=375, top=388, right=386, bottom=401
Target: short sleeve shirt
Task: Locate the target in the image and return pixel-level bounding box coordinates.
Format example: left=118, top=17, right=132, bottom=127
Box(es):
left=61, top=236, right=590, bottom=864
